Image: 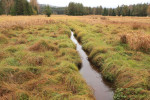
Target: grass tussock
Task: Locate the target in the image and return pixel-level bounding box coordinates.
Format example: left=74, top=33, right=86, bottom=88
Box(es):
left=15, top=38, right=27, bottom=44
left=26, top=56, right=44, bottom=66
left=132, top=23, right=141, bottom=30
left=111, top=29, right=119, bottom=34
left=120, top=33, right=150, bottom=52
left=28, top=40, right=58, bottom=52
left=101, top=17, right=108, bottom=20
left=0, top=35, right=8, bottom=44
left=58, top=29, right=71, bottom=37
left=1, top=30, right=16, bottom=38
left=0, top=84, right=13, bottom=98
left=0, top=52, right=6, bottom=60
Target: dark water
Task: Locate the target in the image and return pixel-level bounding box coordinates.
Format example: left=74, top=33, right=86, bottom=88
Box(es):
left=70, top=31, right=114, bottom=100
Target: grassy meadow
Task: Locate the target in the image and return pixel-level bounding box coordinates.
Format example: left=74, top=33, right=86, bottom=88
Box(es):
left=0, top=16, right=94, bottom=100
left=0, top=15, right=150, bottom=100
left=68, top=16, right=150, bottom=100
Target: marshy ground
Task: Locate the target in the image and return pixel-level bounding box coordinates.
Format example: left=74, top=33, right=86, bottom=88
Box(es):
left=0, top=15, right=150, bottom=100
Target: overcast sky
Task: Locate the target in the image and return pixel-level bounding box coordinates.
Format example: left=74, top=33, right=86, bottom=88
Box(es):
left=37, top=0, right=150, bottom=8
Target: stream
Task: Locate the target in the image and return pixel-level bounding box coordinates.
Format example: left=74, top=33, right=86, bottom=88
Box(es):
left=70, top=31, right=114, bottom=100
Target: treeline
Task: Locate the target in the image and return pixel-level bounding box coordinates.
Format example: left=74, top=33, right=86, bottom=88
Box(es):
left=0, top=0, right=39, bottom=15
left=67, top=2, right=150, bottom=16
left=39, top=4, right=66, bottom=15
left=52, top=7, right=66, bottom=15
left=67, top=2, right=84, bottom=15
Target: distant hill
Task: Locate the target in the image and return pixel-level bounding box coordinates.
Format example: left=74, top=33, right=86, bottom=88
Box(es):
left=39, top=4, right=66, bottom=15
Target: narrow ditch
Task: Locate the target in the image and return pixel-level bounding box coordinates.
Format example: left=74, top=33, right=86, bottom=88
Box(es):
left=70, top=31, right=114, bottom=100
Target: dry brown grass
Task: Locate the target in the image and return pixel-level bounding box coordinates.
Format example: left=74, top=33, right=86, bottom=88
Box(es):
left=15, top=38, right=27, bottom=44
left=0, top=52, right=6, bottom=60
left=13, top=71, right=35, bottom=84
left=0, top=84, right=13, bottom=98
left=0, top=16, right=55, bottom=30
left=0, top=35, right=8, bottom=44
left=120, top=32, right=150, bottom=52
left=111, top=29, right=119, bottom=34
left=28, top=40, right=58, bottom=52
left=132, top=23, right=141, bottom=30
left=26, top=56, right=44, bottom=66
left=101, top=17, right=108, bottom=20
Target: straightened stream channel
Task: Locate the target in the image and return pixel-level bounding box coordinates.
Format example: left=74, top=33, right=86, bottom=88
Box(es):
left=70, top=31, right=114, bottom=100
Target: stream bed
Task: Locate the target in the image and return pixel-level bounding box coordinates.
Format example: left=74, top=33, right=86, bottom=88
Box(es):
left=70, top=31, right=114, bottom=100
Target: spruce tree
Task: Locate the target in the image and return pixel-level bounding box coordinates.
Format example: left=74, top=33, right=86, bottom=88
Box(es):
left=147, top=5, right=150, bottom=16
left=0, top=0, right=3, bottom=15
left=45, top=5, right=51, bottom=17
left=112, top=9, right=116, bottom=16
